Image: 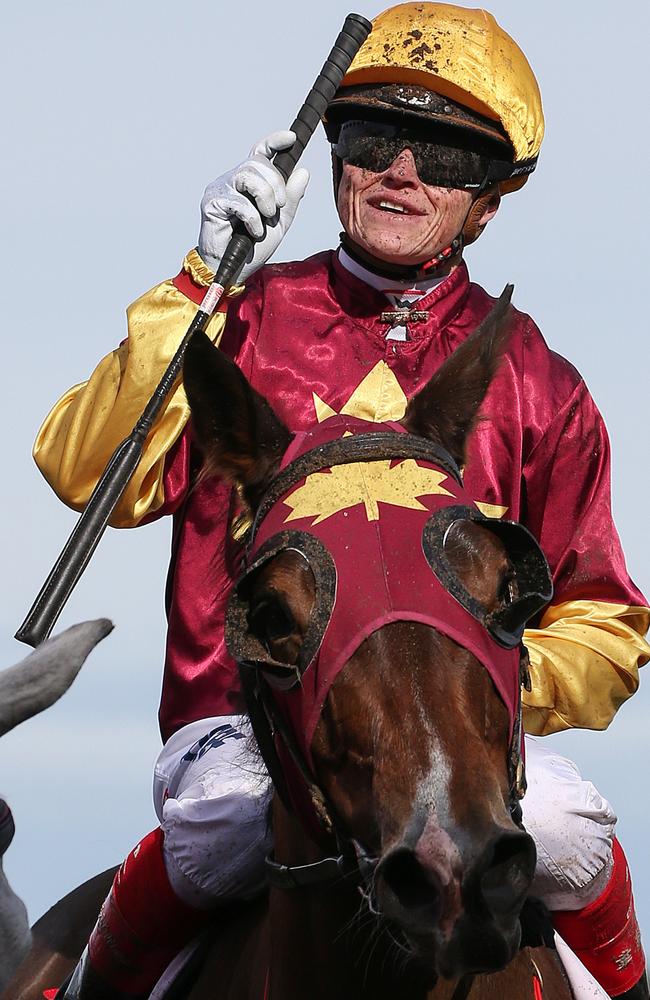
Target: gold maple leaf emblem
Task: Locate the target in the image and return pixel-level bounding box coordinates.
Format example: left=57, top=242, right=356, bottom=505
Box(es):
left=283, top=459, right=454, bottom=525
left=311, top=366, right=508, bottom=520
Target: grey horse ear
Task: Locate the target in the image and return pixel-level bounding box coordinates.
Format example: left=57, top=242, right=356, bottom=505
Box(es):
left=183, top=331, right=292, bottom=511
left=403, top=285, right=513, bottom=468
left=0, top=619, right=113, bottom=737
left=0, top=619, right=111, bottom=985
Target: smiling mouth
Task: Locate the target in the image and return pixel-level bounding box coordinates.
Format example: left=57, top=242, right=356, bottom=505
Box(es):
left=367, top=199, right=427, bottom=220
left=378, top=200, right=409, bottom=214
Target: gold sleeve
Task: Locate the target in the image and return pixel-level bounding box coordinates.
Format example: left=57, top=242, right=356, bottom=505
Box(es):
left=33, top=250, right=237, bottom=528
left=522, top=600, right=650, bottom=735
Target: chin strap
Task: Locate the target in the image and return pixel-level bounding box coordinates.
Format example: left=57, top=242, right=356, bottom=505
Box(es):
left=340, top=230, right=463, bottom=282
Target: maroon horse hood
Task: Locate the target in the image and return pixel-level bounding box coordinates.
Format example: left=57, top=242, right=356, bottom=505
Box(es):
left=236, top=414, right=528, bottom=769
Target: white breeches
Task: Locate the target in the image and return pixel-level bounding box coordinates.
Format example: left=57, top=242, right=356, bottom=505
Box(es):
left=153, top=716, right=273, bottom=907
left=153, top=717, right=616, bottom=910
left=523, top=738, right=616, bottom=910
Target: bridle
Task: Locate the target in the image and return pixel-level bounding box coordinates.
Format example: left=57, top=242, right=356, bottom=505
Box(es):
left=226, top=426, right=550, bottom=900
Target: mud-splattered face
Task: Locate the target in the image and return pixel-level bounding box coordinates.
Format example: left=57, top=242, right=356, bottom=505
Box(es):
left=336, top=147, right=473, bottom=267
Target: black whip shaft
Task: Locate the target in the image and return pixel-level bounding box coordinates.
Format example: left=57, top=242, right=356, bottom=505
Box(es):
left=16, top=13, right=371, bottom=648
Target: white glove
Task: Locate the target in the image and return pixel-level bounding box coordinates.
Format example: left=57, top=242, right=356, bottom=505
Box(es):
left=198, top=130, right=310, bottom=283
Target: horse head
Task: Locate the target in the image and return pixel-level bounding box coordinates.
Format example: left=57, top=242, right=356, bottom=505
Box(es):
left=183, top=288, right=551, bottom=982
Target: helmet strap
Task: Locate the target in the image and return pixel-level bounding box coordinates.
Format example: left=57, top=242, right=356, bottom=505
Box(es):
left=339, top=230, right=463, bottom=282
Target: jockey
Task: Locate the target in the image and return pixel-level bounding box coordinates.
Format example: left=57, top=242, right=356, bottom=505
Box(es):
left=35, top=4, right=649, bottom=999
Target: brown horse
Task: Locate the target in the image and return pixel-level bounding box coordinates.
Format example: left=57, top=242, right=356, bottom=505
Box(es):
left=4, top=291, right=574, bottom=999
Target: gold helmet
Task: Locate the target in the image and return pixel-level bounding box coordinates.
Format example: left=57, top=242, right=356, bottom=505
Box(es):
left=325, top=2, right=544, bottom=193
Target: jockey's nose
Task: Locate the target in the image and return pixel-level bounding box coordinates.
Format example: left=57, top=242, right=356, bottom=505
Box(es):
left=382, top=147, right=420, bottom=188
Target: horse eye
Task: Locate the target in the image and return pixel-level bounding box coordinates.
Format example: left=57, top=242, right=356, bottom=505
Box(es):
left=248, top=597, right=296, bottom=646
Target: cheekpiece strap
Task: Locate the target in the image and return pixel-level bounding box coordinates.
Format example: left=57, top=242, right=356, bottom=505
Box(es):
left=451, top=974, right=476, bottom=1000
left=508, top=644, right=531, bottom=822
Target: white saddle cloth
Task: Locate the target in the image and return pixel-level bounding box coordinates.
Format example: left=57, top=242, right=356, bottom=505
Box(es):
left=555, top=933, right=609, bottom=999
left=149, top=937, right=203, bottom=999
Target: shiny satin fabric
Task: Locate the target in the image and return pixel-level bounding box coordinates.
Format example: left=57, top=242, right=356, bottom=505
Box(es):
left=32, top=251, right=242, bottom=527
left=33, top=249, right=649, bottom=741
left=524, top=600, right=649, bottom=733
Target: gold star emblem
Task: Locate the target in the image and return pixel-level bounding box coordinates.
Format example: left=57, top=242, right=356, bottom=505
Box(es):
left=311, top=365, right=508, bottom=520
left=313, top=361, right=408, bottom=424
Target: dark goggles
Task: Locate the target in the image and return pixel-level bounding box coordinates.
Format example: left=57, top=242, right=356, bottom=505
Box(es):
left=333, top=120, right=509, bottom=190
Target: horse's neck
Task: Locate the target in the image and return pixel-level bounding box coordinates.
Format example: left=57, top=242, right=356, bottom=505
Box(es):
left=268, top=800, right=435, bottom=1000
left=268, top=801, right=360, bottom=998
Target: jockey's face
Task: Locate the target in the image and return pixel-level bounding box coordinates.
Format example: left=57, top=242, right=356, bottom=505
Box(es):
left=337, top=146, right=487, bottom=267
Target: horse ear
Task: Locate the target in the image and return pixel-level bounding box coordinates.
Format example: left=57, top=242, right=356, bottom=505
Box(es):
left=183, top=331, right=292, bottom=509
left=403, top=285, right=514, bottom=467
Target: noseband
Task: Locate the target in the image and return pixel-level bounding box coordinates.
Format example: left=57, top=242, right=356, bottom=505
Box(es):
left=225, top=422, right=551, bottom=892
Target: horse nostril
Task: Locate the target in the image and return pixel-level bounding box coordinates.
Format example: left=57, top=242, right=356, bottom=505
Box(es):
left=479, top=831, right=536, bottom=917
left=379, top=847, right=443, bottom=921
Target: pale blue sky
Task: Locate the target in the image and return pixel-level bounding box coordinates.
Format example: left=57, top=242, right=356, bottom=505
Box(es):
left=0, top=0, right=648, bottom=949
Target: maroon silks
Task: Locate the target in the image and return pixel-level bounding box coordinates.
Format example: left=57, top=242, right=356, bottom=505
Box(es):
left=247, top=414, right=522, bottom=766
left=151, top=252, right=645, bottom=742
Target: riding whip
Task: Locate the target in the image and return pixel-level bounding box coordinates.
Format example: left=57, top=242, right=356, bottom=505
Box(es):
left=16, top=13, right=372, bottom=648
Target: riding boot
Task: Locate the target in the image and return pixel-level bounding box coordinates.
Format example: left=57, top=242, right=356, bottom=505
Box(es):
left=51, top=827, right=214, bottom=999
left=552, top=838, right=646, bottom=998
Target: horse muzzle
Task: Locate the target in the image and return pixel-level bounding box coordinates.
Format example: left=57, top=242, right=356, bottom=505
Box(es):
left=375, top=821, right=536, bottom=977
